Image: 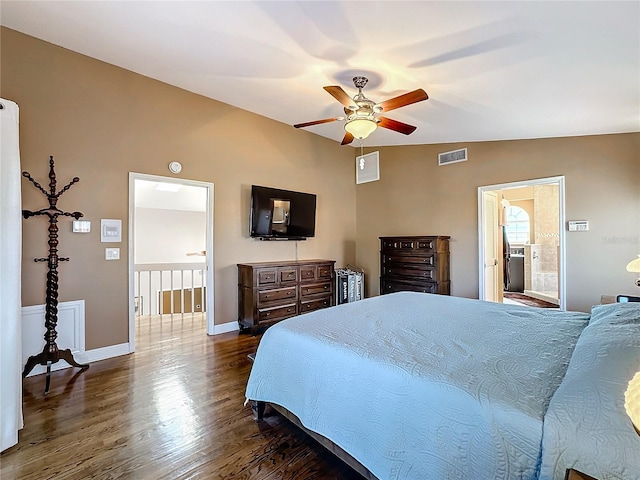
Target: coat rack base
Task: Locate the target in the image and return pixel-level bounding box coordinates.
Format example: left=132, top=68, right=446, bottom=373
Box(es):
left=22, top=348, right=89, bottom=394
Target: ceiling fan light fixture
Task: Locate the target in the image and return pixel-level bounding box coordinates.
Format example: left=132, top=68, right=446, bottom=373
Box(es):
left=344, top=118, right=377, bottom=139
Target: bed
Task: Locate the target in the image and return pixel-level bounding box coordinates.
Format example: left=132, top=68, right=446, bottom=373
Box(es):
left=245, top=292, right=640, bottom=480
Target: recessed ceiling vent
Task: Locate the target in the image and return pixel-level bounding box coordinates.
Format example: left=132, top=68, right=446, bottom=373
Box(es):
left=438, top=148, right=467, bottom=166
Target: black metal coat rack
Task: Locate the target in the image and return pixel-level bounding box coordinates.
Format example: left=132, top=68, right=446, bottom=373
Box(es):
left=22, top=156, right=89, bottom=394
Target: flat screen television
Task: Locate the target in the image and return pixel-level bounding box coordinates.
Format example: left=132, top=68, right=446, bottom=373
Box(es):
left=250, top=185, right=317, bottom=240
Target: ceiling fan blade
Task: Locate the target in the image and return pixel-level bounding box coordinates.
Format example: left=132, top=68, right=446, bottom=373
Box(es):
left=378, top=117, right=417, bottom=135
left=341, top=132, right=354, bottom=145
left=294, top=117, right=341, bottom=129
left=324, top=86, right=356, bottom=108
left=376, top=89, right=428, bottom=113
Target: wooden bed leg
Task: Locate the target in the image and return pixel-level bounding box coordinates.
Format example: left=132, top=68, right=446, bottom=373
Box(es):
left=251, top=400, right=266, bottom=421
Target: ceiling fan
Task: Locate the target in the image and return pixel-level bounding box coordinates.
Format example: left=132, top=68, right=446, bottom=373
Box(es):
left=294, top=76, right=428, bottom=145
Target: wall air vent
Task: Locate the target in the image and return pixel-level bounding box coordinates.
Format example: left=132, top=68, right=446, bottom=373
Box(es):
left=356, top=151, right=380, bottom=184
left=438, top=148, right=467, bottom=166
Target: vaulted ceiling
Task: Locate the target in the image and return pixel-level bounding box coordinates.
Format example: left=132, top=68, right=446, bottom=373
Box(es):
left=2, top=1, right=639, bottom=147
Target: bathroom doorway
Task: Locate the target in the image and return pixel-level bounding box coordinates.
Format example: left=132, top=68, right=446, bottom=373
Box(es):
left=478, top=176, right=566, bottom=310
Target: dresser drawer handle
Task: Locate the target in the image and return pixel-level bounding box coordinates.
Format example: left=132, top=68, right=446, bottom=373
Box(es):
left=265, top=294, right=270, bottom=298
left=287, top=308, right=292, bottom=312
left=323, top=285, right=328, bottom=290
left=265, top=312, right=270, bottom=316
left=287, top=291, right=292, bottom=295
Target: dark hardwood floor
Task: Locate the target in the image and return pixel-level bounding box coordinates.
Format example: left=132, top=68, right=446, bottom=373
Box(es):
left=1, top=314, right=363, bottom=479
left=502, top=291, right=558, bottom=308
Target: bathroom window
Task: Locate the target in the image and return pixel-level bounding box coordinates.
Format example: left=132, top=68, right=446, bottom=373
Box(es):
left=505, top=206, right=530, bottom=244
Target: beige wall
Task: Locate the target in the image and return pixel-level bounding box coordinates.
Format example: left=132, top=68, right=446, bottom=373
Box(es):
left=355, top=134, right=640, bottom=312
left=3, top=28, right=639, bottom=356
left=1, top=28, right=357, bottom=349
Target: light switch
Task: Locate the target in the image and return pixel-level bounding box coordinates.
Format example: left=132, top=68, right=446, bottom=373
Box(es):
left=105, top=248, right=120, bottom=260
left=72, top=220, right=91, bottom=233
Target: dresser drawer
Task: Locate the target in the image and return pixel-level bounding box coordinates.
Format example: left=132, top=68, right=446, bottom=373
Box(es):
left=383, top=254, right=435, bottom=266
left=318, top=265, right=333, bottom=279
left=300, top=297, right=332, bottom=313
left=258, top=303, right=297, bottom=323
left=257, top=286, right=297, bottom=305
left=381, top=279, right=439, bottom=294
left=381, top=238, right=436, bottom=253
left=300, top=266, right=317, bottom=281
left=279, top=268, right=298, bottom=283
left=383, top=265, right=436, bottom=280
left=300, top=281, right=332, bottom=297
left=257, top=269, right=277, bottom=285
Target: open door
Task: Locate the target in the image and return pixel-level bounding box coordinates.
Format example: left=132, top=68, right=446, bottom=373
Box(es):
left=481, top=191, right=500, bottom=302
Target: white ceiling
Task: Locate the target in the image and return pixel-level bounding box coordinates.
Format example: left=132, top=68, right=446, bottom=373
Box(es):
left=2, top=1, right=639, bottom=147
left=135, top=180, right=207, bottom=212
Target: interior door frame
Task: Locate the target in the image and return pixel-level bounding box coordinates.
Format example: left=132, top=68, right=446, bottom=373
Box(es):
left=477, top=175, right=566, bottom=310
left=128, top=172, right=215, bottom=353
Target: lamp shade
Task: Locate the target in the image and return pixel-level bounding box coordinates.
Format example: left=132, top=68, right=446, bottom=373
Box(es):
left=625, top=370, right=640, bottom=434
left=344, top=118, right=377, bottom=139
left=626, top=255, right=640, bottom=273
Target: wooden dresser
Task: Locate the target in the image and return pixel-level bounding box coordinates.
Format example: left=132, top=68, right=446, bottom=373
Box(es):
left=238, top=259, right=335, bottom=333
left=380, top=236, right=450, bottom=295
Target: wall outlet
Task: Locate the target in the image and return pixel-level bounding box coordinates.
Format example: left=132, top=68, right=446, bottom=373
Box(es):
left=105, top=248, right=120, bottom=260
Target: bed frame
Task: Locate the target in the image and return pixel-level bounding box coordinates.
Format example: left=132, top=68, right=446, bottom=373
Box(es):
left=251, top=400, right=378, bottom=480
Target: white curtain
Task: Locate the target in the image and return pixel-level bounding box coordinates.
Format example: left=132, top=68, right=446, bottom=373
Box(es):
left=0, top=98, right=23, bottom=452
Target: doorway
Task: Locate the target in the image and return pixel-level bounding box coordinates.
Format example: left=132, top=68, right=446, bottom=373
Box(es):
left=128, top=173, right=215, bottom=353
left=478, top=176, right=566, bottom=310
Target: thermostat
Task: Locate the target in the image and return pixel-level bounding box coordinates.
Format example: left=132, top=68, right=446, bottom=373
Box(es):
left=568, top=220, right=589, bottom=231
left=101, top=219, right=122, bottom=242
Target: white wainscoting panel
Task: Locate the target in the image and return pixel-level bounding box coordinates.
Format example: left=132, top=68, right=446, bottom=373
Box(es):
left=22, top=300, right=85, bottom=377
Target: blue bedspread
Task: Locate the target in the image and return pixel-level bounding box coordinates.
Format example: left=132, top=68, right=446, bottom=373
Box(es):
left=539, top=303, right=640, bottom=480
left=245, top=292, right=591, bottom=479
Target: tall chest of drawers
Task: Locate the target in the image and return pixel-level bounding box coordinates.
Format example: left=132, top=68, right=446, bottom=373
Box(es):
left=380, top=236, right=450, bottom=295
left=237, top=259, right=335, bottom=333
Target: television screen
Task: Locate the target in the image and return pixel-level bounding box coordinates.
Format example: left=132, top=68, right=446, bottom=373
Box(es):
left=250, top=185, right=317, bottom=240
